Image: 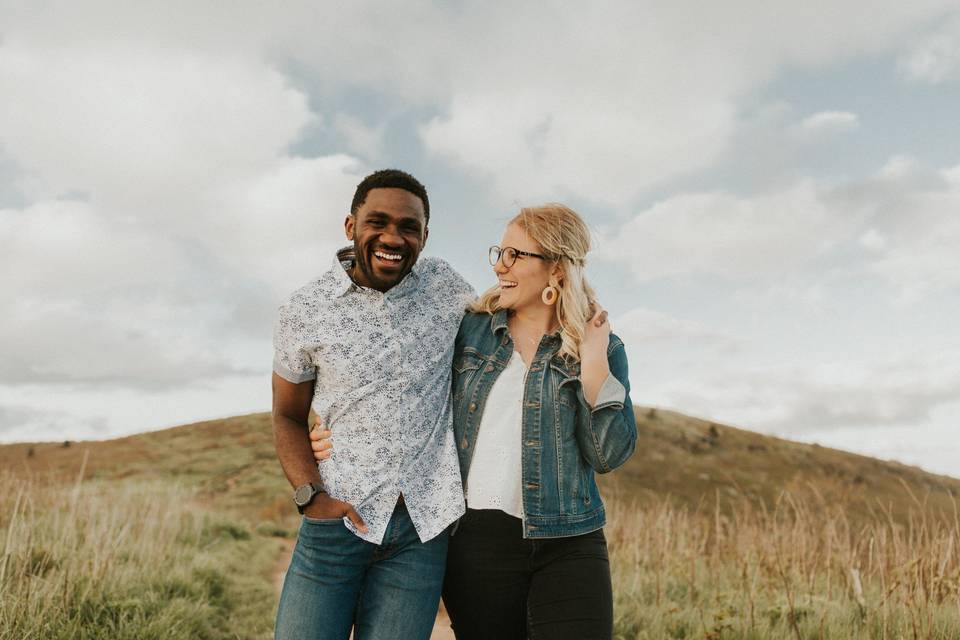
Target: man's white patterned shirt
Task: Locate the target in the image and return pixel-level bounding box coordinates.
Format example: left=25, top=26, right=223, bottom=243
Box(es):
left=273, top=248, right=475, bottom=544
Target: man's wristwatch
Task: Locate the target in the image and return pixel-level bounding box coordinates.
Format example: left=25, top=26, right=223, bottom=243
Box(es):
left=293, top=481, right=326, bottom=514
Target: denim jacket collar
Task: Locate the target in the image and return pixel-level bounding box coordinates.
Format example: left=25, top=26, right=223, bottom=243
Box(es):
left=490, top=309, right=509, bottom=334
left=489, top=309, right=562, bottom=347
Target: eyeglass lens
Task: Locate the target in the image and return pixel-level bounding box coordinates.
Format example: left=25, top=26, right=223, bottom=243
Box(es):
left=489, top=246, right=518, bottom=267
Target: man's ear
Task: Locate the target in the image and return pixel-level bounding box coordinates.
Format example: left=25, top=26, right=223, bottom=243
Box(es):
left=344, top=214, right=355, bottom=241
left=421, top=226, right=429, bottom=248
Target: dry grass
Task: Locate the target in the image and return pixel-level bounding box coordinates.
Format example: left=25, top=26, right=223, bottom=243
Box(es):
left=3, top=411, right=960, bottom=638
left=605, top=489, right=960, bottom=639
left=0, top=466, right=281, bottom=640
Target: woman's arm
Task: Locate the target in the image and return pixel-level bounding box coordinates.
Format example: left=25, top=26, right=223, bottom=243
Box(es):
left=580, top=310, right=612, bottom=406
left=575, top=310, right=637, bottom=473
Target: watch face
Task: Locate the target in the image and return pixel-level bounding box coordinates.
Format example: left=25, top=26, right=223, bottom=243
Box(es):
left=294, top=484, right=315, bottom=506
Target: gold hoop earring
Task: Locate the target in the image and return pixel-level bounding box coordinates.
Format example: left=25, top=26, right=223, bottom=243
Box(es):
left=541, top=285, right=558, bottom=306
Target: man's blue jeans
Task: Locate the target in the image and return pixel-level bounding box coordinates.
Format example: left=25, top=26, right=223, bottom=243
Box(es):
left=274, top=501, right=449, bottom=640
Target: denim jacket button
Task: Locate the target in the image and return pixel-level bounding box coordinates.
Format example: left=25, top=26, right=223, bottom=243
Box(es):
left=469, top=402, right=477, bottom=412
left=484, top=364, right=494, bottom=372
left=460, top=438, right=468, bottom=449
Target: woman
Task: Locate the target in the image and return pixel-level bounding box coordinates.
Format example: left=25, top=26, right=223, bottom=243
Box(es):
left=313, top=204, right=636, bottom=639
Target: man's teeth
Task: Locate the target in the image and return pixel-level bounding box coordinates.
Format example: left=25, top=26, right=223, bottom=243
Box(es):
left=499, top=280, right=517, bottom=288
left=374, top=251, right=403, bottom=262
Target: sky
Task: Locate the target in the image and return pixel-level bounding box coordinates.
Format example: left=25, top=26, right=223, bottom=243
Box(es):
left=1, top=1, right=958, bottom=479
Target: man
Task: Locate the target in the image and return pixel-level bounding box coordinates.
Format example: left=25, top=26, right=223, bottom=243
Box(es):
left=272, top=169, right=474, bottom=640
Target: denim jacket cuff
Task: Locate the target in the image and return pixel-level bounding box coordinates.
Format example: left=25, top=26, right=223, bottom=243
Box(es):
left=591, top=373, right=626, bottom=410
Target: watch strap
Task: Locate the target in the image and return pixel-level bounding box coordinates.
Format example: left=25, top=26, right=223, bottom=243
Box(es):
left=294, top=481, right=326, bottom=514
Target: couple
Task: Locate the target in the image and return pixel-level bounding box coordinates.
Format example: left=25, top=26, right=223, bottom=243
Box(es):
left=272, top=169, right=636, bottom=640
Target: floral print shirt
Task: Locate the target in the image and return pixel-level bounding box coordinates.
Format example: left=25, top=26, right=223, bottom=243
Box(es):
left=273, top=247, right=475, bottom=544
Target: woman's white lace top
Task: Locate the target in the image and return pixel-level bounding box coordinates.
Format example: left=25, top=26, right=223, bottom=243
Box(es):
left=465, top=351, right=527, bottom=519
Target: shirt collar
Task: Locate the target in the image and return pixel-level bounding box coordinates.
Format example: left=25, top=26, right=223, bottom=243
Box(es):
left=326, top=246, right=423, bottom=298
left=324, top=247, right=358, bottom=298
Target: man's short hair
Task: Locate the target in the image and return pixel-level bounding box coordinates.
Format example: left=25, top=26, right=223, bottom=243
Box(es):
left=351, top=169, right=430, bottom=224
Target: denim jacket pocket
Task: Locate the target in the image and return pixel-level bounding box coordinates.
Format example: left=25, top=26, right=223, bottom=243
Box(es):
left=453, top=351, right=483, bottom=402
left=454, top=349, right=484, bottom=374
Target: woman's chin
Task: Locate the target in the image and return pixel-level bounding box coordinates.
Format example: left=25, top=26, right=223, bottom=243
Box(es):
left=502, top=298, right=540, bottom=313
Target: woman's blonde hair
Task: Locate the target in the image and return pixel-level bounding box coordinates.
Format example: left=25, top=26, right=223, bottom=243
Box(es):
left=471, top=204, right=597, bottom=361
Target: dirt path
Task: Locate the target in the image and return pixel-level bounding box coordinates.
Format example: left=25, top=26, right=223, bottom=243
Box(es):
left=271, top=537, right=455, bottom=640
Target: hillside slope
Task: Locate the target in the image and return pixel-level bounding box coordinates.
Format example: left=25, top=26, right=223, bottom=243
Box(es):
left=3, top=408, right=957, bottom=527
left=609, top=407, right=960, bottom=524
left=5, top=409, right=959, bottom=639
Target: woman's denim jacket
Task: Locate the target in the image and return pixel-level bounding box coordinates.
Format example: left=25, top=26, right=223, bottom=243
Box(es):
left=452, top=310, right=636, bottom=539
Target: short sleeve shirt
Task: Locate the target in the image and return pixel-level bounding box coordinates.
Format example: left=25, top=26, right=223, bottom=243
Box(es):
left=273, top=247, right=476, bottom=544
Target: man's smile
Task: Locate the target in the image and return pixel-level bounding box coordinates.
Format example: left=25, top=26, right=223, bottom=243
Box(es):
left=373, top=249, right=405, bottom=269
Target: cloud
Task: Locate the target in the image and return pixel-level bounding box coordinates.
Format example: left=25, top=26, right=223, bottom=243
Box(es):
left=3, top=1, right=957, bottom=212
left=0, top=404, right=41, bottom=431
left=420, top=83, right=735, bottom=206
left=0, top=402, right=76, bottom=443
left=612, top=308, right=737, bottom=351
left=206, top=154, right=361, bottom=297
left=795, top=110, right=860, bottom=136
left=637, top=351, right=960, bottom=435
left=898, top=15, right=960, bottom=83
left=0, top=200, right=256, bottom=388
left=0, top=375, right=269, bottom=443
left=0, top=159, right=361, bottom=389
left=0, top=25, right=366, bottom=390
left=600, top=180, right=856, bottom=281
left=334, top=114, right=386, bottom=161
left=801, top=417, right=960, bottom=477
left=857, top=162, right=960, bottom=302
left=413, top=2, right=957, bottom=205
left=2, top=0, right=959, bottom=472
left=0, top=44, right=312, bottom=212
left=600, top=158, right=960, bottom=301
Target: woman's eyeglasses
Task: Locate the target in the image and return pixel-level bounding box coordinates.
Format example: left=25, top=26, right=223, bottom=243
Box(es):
left=488, top=245, right=547, bottom=268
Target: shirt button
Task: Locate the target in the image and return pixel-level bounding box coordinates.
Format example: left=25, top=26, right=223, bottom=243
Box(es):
left=461, top=438, right=468, bottom=449
left=469, top=402, right=477, bottom=412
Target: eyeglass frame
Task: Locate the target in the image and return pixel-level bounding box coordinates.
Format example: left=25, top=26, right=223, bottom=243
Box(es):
left=488, top=245, right=549, bottom=268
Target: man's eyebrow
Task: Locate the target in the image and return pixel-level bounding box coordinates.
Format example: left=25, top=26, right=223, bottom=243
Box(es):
left=365, top=210, right=423, bottom=226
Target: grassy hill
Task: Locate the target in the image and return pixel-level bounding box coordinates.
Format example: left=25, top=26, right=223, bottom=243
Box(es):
left=4, top=408, right=958, bottom=527
left=612, top=407, right=960, bottom=525
left=2, top=408, right=959, bottom=639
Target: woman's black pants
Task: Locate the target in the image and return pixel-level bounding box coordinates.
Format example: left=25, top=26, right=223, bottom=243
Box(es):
left=442, top=508, right=613, bottom=640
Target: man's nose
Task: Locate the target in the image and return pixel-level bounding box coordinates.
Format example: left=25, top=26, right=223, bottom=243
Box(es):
left=379, top=227, right=403, bottom=246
